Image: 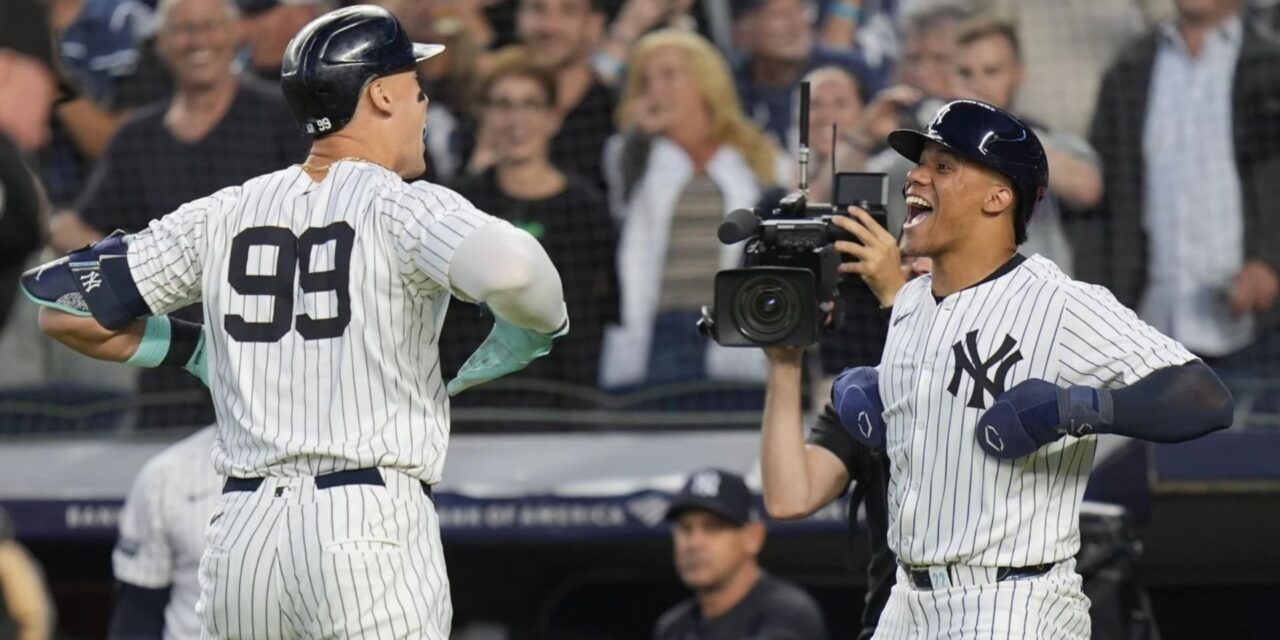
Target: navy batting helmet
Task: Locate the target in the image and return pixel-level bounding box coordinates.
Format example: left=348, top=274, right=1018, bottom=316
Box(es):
left=887, top=100, right=1048, bottom=244
left=280, top=5, right=444, bottom=138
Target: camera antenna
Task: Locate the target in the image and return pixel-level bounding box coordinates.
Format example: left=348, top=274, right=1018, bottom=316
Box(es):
left=797, top=81, right=811, bottom=198
left=831, top=123, right=838, bottom=200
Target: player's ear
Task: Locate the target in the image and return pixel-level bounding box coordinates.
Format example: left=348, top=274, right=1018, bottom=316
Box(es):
left=367, top=79, right=395, bottom=116
left=982, top=180, right=1015, bottom=217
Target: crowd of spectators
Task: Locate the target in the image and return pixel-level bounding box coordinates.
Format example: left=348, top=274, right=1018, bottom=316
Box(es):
left=3, top=0, right=1280, bottom=429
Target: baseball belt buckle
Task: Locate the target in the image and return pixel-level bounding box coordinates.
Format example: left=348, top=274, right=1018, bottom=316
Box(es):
left=927, top=566, right=951, bottom=589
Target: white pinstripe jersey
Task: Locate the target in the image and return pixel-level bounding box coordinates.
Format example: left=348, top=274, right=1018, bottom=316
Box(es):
left=124, top=161, right=499, bottom=483
left=880, top=255, right=1193, bottom=567
left=114, top=426, right=221, bottom=640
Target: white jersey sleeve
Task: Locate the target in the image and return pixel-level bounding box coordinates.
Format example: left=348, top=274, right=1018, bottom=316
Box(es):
left=1053, top=281, right=1196, bottom=389
left=113, top=457, right=173, bottom=589
left=126, top=187, right=235, bottom=315
left=379, top=181, right=502, bottom=298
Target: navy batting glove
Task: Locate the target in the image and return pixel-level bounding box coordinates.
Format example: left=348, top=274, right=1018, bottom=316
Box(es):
left=832, top=366, right=887, bottom=449
left=977, top=379, right=1113, bottom=459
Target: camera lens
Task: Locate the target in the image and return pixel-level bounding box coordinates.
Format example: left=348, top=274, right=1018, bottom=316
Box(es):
left=754, top=293, right=783, bottom=320
left=733, top=276, right=801, bottom=344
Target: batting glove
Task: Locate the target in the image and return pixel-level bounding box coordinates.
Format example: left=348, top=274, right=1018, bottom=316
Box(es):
left=446, top=313, right=568, bottom=396
left=832, top=366, right=887, bottom=449
left=184, top=330, right=209, bottom=387
left=977, top=379, right=1112, bottom=459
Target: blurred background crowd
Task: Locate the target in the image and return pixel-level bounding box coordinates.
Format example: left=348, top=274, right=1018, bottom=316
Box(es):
left=2, top=0, right=1280, bottom=638
left=5, top=0, right=1280, bottom=429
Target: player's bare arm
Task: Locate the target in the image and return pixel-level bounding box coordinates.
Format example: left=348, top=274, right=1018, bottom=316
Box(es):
left=37, top=308, right=143, bottom=362
left=760, top=346, right=851, bottom=520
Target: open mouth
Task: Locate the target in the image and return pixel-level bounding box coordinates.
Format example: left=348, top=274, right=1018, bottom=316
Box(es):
left=904, top=194, right=934, bottom=228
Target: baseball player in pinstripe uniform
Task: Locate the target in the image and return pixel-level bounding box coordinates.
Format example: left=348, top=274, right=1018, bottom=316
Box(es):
left=110, top=426, right=221, bottom=640
left=762, top=100, right=1234, bottom=638
left=21, top=5, right=568, bottom=639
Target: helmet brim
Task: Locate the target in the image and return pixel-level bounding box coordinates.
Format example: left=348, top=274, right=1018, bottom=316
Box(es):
left=887, top=128, right=949, bottom=164
left=412, top=43, right=446, bottom=62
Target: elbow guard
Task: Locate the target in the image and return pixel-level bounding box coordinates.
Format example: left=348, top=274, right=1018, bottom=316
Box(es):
left=21, top=232, right=152, bottom=330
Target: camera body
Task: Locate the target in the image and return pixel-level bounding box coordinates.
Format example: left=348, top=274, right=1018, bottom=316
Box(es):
left=700, top=172, right=890, bottom=347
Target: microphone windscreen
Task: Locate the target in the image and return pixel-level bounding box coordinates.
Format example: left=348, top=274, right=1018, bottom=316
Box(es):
left=718, top=209, right=760, bottom=244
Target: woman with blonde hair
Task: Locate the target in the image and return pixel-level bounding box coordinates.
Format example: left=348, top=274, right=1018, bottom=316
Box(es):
left=601, top=29, right=783, bottom=390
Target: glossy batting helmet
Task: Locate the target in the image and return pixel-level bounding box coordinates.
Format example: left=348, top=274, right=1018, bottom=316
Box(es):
left=280, top=5, right=444, bottom=138
left=887, top=100, right=1048, bottom=244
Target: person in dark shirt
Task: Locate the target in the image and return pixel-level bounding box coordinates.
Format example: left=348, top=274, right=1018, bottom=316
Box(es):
left=71, top=75, right=302, bottom=234
left=446, top=48, right=617, bottom=397
left=0, top=136, right=45, bottom=335
left=508, top=0, right=617, bottom=190
left=0, top=0, right=57, bottom=332
left=49, top=0, right=308, bottom=428
left=654, top=469, right=828, bottom=640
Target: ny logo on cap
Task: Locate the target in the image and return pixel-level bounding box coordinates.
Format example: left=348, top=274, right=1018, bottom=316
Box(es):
left=690, top=471, right=721, bottom=498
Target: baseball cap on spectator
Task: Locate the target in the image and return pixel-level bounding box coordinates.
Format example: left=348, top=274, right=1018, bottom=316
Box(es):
left=665, top=468, right=752, bottom=526
left=0, top=0, right=57, bottom=70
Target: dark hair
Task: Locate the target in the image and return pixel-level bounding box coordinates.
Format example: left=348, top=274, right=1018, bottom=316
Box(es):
left=957, top=17, right=1022, bottom=62
left=474, top=46, right=558, bottom=108
left=1012, top=189, right=1026, bottom=244
left=901, top=2, right=972, bottom=38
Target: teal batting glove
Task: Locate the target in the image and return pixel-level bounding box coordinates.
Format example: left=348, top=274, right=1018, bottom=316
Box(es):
left=446, top=313, right=569, bottom=396
left=124, top=316, right=209, bottom=388
left=183, top=330, right=209, bottom=387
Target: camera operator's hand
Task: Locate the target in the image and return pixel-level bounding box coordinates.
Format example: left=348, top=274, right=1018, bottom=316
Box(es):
left=833, top=207, right=906, bottom=308
left=764, top=345, right=805, bottom=369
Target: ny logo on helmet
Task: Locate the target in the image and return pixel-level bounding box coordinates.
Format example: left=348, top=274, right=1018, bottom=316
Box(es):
left=947, top=330, right=1023, bottom=410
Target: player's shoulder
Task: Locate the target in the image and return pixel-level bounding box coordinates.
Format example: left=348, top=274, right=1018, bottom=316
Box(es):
left=403, top=179, right=475, bottom=207
left=894, top=274, right=934, bottom=311
left=1019, top=255, right=1127, bottom=308
left=381, top=179, right=482, bottom=219
left=231, top=166, right=311, bottom=200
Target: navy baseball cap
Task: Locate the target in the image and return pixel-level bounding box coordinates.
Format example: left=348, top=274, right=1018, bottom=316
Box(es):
left=665, top=469, right=752, bottom=526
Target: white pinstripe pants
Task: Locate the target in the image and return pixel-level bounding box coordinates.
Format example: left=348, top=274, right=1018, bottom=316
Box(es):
left=197, top=470, right=451, bottom=639
left=874, top=559, right=1091, bottom=639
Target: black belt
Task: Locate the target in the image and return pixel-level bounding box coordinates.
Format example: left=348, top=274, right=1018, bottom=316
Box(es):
left=223, top=468, right=434, bottom=500
left=901, top=562, right=1054, bottom=590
